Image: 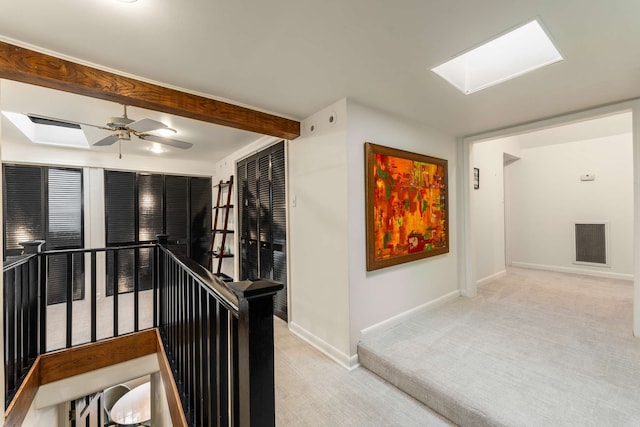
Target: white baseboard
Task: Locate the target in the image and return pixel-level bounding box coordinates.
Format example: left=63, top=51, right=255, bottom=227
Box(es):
left=511, top=262, right=633, bottom=281
left=359, top=289, right=461, bottom=342
left=289, top=322, right=359, bottom=370
left=476, top=270, right=507, bottom=287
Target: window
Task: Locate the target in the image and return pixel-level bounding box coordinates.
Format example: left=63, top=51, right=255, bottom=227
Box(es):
left=3, top=165, right=84, bottom=304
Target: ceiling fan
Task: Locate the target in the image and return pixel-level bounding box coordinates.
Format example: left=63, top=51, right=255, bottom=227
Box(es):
left=27, top=105, right=193, bottom=150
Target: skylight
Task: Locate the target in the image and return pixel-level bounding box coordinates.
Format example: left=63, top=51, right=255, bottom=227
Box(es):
left=431, top=20, right=563, bottom=94
left=2, top=111, right=89, bottom=148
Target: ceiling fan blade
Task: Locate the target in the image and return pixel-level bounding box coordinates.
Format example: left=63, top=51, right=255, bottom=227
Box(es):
left=26, top=113, right=111, bottom=131
left=93, top=134, right=121, bottom=146
left=127, top=118, right=169, bottom=133
left=141, top=134, right=193, bottom=149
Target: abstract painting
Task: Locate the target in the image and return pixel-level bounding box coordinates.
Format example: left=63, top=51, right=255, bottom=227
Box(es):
left=365, top=142, right=449, bottom=271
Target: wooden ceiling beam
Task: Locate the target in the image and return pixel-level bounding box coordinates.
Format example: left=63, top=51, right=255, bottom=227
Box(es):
left=0, top=41, right=300, bottom=140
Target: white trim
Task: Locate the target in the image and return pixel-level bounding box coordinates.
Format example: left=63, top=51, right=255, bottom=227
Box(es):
left=476, top=270, right=507, bottom=287
left=511, top=261, right=633, bottom=281
left=458, top=137, right=476, bottom=297
left=289, top=322, right=359, bottom=371
left=360, top=290, right=461, bottom=341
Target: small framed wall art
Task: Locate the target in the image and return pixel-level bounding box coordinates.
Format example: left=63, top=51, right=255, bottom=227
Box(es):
left=474, top=168, right=480, bottom=190
left=365, top=142, right=449, bottom=271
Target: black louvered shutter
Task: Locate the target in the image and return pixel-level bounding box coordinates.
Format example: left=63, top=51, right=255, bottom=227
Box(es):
left=190, top=177, right=212, bottom=266
left=3, top=165, right=44, bottom=255
left=138, top=174, right=163, bottom=290
left=105, top=170, right=136, bottom=295
left=271, top=144, right=288, bottom=319
left=3, top=165, right=84, bottom=304
left=237, top=163, right=248, bottom=277
left=165, top=175, right=189, bottom=256
left=47, top=168, right=84, bottom=304
left=246, top=159, right=259, bottom=278
left=138, top=174, right=163, bottom=242
left=258, top=154, right=272, bottom=279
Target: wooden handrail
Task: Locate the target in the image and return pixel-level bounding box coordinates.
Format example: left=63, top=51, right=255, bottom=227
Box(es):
left=4, top=329, right=187, bottom=427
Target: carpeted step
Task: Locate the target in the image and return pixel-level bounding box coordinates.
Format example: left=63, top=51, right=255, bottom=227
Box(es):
left=358, top=340, right=499, bottom=427
left=357, top=269, right=640, bottom=427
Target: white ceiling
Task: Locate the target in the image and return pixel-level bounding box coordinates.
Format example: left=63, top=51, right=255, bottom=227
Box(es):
left=1, top=0, right=639, bottom=160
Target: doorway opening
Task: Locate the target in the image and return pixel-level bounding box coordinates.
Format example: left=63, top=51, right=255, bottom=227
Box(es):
left=471, top=111, right=633, bottom=286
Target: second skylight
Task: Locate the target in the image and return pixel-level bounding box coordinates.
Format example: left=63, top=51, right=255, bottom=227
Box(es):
left=431, top=20, right=563, bottom=94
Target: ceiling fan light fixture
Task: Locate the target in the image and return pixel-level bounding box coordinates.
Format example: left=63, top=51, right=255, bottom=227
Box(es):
left=152, top=127, right=177, bottom=137
left=149, top=144, right=166, bottom=154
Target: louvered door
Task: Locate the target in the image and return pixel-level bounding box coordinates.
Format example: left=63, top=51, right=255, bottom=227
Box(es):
left=237, top=141, right=288, bottom=320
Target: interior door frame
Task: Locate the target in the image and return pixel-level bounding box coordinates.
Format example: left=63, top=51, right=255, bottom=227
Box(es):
left=459, top=99, right=640, bottom=337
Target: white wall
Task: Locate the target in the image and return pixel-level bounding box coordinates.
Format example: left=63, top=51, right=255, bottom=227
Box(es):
left=509, top=133, right=633, bottom=277
left=215, top=98, right=461, bottom=366
left=471, top=138, right=521, bottom=284
left=346, top=101, right=459, bottom=356
left=288, top=99, right=352, bottom=363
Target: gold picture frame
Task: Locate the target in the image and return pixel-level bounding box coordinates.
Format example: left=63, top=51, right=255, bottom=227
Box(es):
left=365, top=142, right=449, bottom=271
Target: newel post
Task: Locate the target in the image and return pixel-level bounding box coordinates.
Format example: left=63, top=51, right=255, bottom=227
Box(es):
left=228, top=279, right=283, bottom=427
left=19, top=240, right=45, bottom=255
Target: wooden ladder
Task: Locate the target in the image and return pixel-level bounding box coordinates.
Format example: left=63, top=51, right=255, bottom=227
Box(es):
left=208, top=175, right=234, bottom=279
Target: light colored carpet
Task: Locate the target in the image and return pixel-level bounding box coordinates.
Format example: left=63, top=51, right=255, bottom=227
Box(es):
left=274, top=317, right=454, bottom=426
left=358, top=268, right=640, bottom=427
left=46, top=290, right=154, bottom=351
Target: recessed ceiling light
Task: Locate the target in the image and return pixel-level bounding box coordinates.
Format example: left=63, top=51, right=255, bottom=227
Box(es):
left=431, top=20, right=563, bottom=94
left=2, top=111, right=89, bottom=148
left=117, top=0, right=137, bottom=3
